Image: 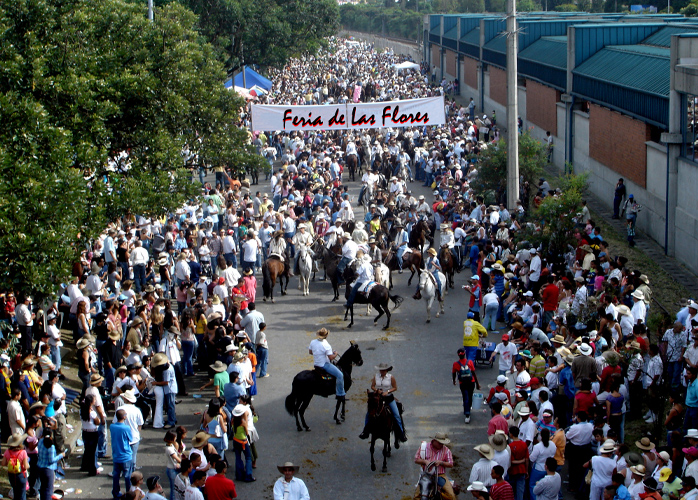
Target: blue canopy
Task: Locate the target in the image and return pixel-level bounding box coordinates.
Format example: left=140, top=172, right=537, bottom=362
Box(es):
left=224, top=66, right=272, bottom=91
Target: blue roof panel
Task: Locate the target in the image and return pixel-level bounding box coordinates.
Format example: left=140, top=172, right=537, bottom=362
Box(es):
left=519, top=36, right=567, bottom=70
left=642, top=25, right=698, bottom=47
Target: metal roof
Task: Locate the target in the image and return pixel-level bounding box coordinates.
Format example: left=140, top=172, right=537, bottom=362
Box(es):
left=483, top=33, right=507, bottom=53
left=573, top=44, right=669, bottom=97
left=519, top=36, right=567, bottom=70
left=641, top=25, right=698, bottom=47
left=444, top=26, right=459, bottom=40
left=460, top=27, right=480, bottom=44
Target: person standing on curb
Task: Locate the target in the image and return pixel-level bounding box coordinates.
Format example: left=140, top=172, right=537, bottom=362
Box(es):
left=111, top=409, right=134, bottom=499
left=612, top=178, right=626, bottom=219
left=452, top=348, right=481, bottom=424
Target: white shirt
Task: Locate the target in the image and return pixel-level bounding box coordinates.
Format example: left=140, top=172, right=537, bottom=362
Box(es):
left=242, top=239, right=259, bottom=262
left=469, top=458, right=497, bottom=487
left=565, top=421, right=594, bottom=446
left=341, top=240, right=359, bottom=259
left=356, top=261, right=374, bottom=283
left=130, top=247, right=149, bottom=266
left=493, top=448, right=511, bottom=471
left=631, top=300, right=646, bottom=324
left=309, top=338, right=332, bottom=367
left=494, top=342, right=518, bottom=372
left=273, top=476, right=310, bottom=500
left=184, top=486, right=204, bottom=500
left=529, top=255, right=542, bottom=281
left=113, top=403, right=144, bottom=443
left=175, top=260, right=190, bottom=281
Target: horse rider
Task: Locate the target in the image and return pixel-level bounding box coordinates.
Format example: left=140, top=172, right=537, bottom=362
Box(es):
left=337, top=232, right=358, bottom=285
left=394, top=222, right=409, bottom=273
left=367, top=237, right=382, bottom=267
left=418, top=248, right=443, bottom=302
left=308, top=328, right=345, bottom=401
left=416, top=195, right=431, bottom=218
left=406, top=205, right=418, bottom=233
left=358, top=362, right=407, bottom=442
left=352, top=221, right=369, bottom=252
left=359, top=169, right=379, bottom=207
left=440, top=222, right=455, bottom=250
left=413, top=432, right=456, bottom=500
left=292, top=221, right=313, bottom=275
left=269, top=230, right=287, bottom=261
left=337, top=194, right=354, bottom=222
left=345, top=254, right=374, bottom=309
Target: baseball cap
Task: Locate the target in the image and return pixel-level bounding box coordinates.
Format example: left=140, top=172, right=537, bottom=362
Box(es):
left=496, top=375, right=507, bottom=384
left=146, top=476, right=160, bottom=491
left=501, top=334, right=510, bottom=341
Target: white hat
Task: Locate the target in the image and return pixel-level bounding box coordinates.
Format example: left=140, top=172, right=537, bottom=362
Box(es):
left=518, top=406, right=531, bottom=416
left=689, top=301, right=698, bottom=310
left=530, top=248, right=537, bottom=254
left=579, top=343, right=593, bottom=356
left=632, top=290, right=645, bottom=300
left=467, top=482, right=488, bottom=492
left=433, top=190, right=439, bottom=196
left=496, top=375, right=508, bottom=384
left=687, top=429, right=698, bottom=438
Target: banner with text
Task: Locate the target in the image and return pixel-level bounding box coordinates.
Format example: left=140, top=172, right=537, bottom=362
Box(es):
left=251, top=96, right=445, bottom=132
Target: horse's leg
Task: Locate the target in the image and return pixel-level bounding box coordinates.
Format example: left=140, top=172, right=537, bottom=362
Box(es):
left=270, top=276, right=275, bottom=304
left=333, top=398, right=342, bottom=425
left=373, top=303, right=384, bottom=326
left=347, top=305, right=354, bottom=328
left=382, top=439, right=389, bottom=473
left=299, top=396, right=312, bottom=431
left=293, top=397, right=303, bottom=432
left=341, top=398, right=346, bottom=420
left=440, top=297, right=445, bottom=316
left=407, top=263, right=416, bottom=286
left=426, top=296, right=432, bottom=323
left=389, top=271, right=393, bottom=290
left=370, top=436, right=376, bottom=472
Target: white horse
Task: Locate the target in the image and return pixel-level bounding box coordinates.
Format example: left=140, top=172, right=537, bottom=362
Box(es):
left=417, top=269, right=445, bottom=323
left=297, top=245, right=313, bottom=296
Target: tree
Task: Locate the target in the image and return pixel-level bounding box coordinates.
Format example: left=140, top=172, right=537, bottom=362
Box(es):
left=0, top=0, right=260, bottom=297
left=471, top=131, right=547, bottom=205
left=518, top=0, right=543, bottom=10
left=681, top=1, right=698, bottom=15
left=555, top=3, right=579, bottom=10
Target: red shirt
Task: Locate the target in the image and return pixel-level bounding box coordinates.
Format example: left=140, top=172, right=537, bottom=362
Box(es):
left=541, top=283, right=559, bottom=312
left=451, top=359, right=476, bottom=385
left=491, top=480, right=515, bottom=500
left=508, top=440, right=529, bottom=476
left=486, top=387, right=511, bottom=404
left=204, top=474, right=237, bottom=500
left=487, top=414, right=509, bottom=436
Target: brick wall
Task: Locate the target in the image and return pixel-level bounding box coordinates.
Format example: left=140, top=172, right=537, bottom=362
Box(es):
left=589, top=104, right=649, bottom=188
left=526, top=79, right=560, bottom=136
left=463, top=57, right=478, bottom=90
left=431, top=45, right=440, bottom=68
left=489, top=66, right=507, bottom=106
left=445, top=50, right=457, bottom=76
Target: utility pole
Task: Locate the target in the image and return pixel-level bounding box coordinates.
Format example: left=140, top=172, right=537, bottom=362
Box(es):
left=506, top=0, right=520, bottom=211
left=147, top=0, right=153, bottom=21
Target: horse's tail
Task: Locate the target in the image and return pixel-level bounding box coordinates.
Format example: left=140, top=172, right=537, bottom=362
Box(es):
left=285, top=391, right=297, bottom=416
left=262, top=262, right=272, bottom=297
left=389, top=294, right=403, bottom=310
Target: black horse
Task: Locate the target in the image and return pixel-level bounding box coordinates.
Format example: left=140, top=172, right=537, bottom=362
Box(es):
left=285, top=342, right=363, bottom=432
left=312, top=240, right=341, bottom=301
left=343, top=265, right=403, bottom=330
left=366, top=391, right=402, bottom=473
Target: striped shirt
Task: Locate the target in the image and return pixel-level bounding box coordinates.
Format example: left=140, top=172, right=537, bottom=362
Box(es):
left=37, top=440, right=63, bottom=470
left=414, top=442, right=453, bottom=476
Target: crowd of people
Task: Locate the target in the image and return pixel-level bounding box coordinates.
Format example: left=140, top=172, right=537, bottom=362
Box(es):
left=0, top=35, right=695, bottom=500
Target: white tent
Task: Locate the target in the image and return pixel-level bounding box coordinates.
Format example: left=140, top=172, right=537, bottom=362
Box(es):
left=393, top=61, right=420, bottom=71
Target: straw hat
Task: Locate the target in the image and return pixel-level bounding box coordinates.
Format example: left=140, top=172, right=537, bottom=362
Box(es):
left=191, top=432, right=210, bottom=448
left=639, top=274, right=650, bottom=284
left=375, top=363, right=393, bottom=371
left=427, top=248, right=437, bottom=256
left=210, top=361, right=227, bottom=373
left=431, top=432, right=451, bottom=445
left=7, top=434, right=26, bottom=449
left=121, top=389, right=137, bottom=403
left=551, top=334, right=566, bottom=345
left=89, top=373, right=105, bottom=386
left=207, top=312, right=222, bottom=322
left=629, top=464, right=646, bottom=477
left=316, top=328, right=329, bottom=339
left=76, top=338, right=93, bottom=350
left=108, top=330, right=122, bottom=341
left=277, top=462, right=300, bottom=473
left=152, top=352, right=169, bottom=368
left=635, top=437, right=656, bottom=451
left=488, top=431, right=508, bottom=452
left=518, top=407, right=531, bottom=417
left=474, top=444, right=495, bottom=460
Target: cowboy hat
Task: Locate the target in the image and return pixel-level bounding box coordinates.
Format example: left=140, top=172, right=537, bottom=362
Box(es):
left=191, top=432, right=210, bottom=448
left=578, top=343, right=593, bottom=356
left=76, top=338, right=93, bottom=350
left=90, top=373, right=105, bottom=386
left=564, top=354, right=575, bottom=365
left=232, top=352, right=246, bottom=363
left=687, top=429, right=698, bottom=438
left=474, top=444, right=495, bottom=460
left=488, top=431, right=508, bottom=452
left=277, top=462, right=300, bottom=473
left=143, top=285, right=155, bottom=293
left=616, top=305, right=631, bottom=316
left=629, top=464, right=646, bottom=476
left=639, top=274, right=650, bottom=285
left=581, top=244, right=593, bottom=253
left=232, top=405, right=247, bottom=417
left=29, top=402, right=45, bottom=412
left=7, top=433, right=26, bottom=449
left=467, top=482, right=488, bottom=492
left=551, top=334, right=566, bottom=345
left=427, top=248, right=437, bottom=256
left=600, top=439, right=617, bottom=454
left=492, top=263, right=504, bottom=272
left=210, top=361, right=227, bottom=373
left=207, top=312, right=222, bottom=322
left=511, top=321, right=524, bottom=331
left=115, top=366, right=128, bottom=375
left=131, top=317, right=144, bottom=327
left=432, top=432, right=451, bottom=445
left=226, top=343, right=238, bottom=353
left=556, top=347, right=572, bottom=358
left=211, top=295, right=221, bottom=305
left=518, top=407, right=531, bottom=417
left=574, top=276, right=585, bottom=283
left=152, top=352, right=169, bottom=368
left=602, top=350, right=620, bottom=366
left=108, top=330, right=121, bottom=341
left=316, top=328, right=329, bottom=339
left=635, top=437, right=656, bottom=451
left=375, top=363, right=393, bottom=372
left=631, top=290, right=645, bottom=300
left=121, top=389, right=137, bottom=403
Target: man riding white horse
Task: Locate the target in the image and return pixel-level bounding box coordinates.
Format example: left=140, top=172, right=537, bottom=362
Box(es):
left=415, top=247, right=443, bottom=302
left=345, top=254, right=374, bottom=309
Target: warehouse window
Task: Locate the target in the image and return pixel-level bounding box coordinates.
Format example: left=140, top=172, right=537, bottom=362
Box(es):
left=684, top=94, right=698, bottom=162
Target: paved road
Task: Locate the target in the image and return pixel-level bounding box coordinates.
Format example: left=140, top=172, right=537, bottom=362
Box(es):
left=64, top=176, right=506, bottom=499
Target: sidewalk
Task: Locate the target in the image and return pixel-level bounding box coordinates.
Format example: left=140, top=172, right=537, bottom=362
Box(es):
left=544, top=163, right=698, bottom=302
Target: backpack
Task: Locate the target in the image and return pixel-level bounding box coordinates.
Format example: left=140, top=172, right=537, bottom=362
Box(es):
left=458, top=360, right=473, bottom=383
left=8, top=451, right=22, bottom=474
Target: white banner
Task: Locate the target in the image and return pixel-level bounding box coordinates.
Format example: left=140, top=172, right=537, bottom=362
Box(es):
left=251, top=96, right=445, bottom=132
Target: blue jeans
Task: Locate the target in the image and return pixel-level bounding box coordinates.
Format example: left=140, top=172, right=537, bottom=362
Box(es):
left=347, top=282, right=362, bottom=306
left=459, top=381, right=475, bottom=416
left=233, top=441, right=254, bottom=481
left=97, top=422, right=108, bottom=458
left=38, top=468, right=54, bottom=500
left=685, top=406, right=698, bottom=434
left=96, top=339, right=106, bottom=374
left=165, top=393, right=176, bottom=426
left=131, top=441, right=140, bottom=468
left=483, top=302, right=498, bottom=331
left=322, top=362, right=345, bottom=397
left=256, top=346, right=268, bottom=377
left=464, top=346, right=477, bottom=363
left=166, top=467, right=178, bottom=500
left=224, top=252, right=237, bottom=268
left=284, top=232, right=295, bottom=258
left=667, top=360, right=683, bottom=388
left=181, top=340, right=196, bottom=376
left=530, top=467, right=546, bottom=500
left=9, top=472, right=27, bottom=500
left=50, top=344, right=61, bottom=370
left=509, top=473, right=526, bottom=500
left=133, top=264, right=146, bottom=293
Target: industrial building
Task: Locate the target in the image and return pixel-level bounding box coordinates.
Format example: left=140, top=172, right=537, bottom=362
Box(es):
left=425, top=13, right=698, bottom=274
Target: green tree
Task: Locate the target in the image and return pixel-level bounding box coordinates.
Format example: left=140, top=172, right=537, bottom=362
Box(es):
left=555, top=3, right=579, bottom=10
left=520, top=173, right=589, bottom=265
left=681, top=1, right=698, bottom=15
left=0, top=0, right=260, bottom=297
left=471, top=131, right=547, bottom=205
left=518, top=0, right=543, bottom=10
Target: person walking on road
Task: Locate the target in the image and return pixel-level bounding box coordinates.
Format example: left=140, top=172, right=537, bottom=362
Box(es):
left=452, top=348, right=481, bottom=424
left=612, top=178, right=626, bottom=219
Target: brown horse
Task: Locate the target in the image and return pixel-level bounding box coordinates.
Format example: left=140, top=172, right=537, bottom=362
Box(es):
left=262, top=257, right=289, bottom=303
left=409, top=220, right=433, bottom=255
left=346, top=153, right=358, bottom=182
left=382, top=246, right=423, bottom=288
left=438, top=247, right=456, bottom=289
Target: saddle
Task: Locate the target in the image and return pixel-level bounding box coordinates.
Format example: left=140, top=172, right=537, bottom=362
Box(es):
left=313, top=367, right=335, bottom=382
left=359, top=281, right=378, bottom=296
left=268, top=253, right=284, bottom=261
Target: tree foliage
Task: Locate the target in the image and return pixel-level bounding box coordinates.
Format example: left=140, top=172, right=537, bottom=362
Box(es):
left=471, top=132, right=547, bottom=205
left=0, top=0, right=259, bottom=297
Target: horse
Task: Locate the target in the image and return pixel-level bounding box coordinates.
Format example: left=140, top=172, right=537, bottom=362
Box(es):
left=262, top=257, right=289, bottom=303
left=438, top=246, right=456, bottom=289
left=343, top=266, right=403, bottom=330
left=410, top=220, right=433, bottom=255
left=346, top=153, right=358, bottom=182
left=312, top=240, right=341, bottom=301
left=382, top=246, right=423, bottom=288
left=297, top=244, right=312, bottom=296
left=284, top=342, right=363, bottom=432
left=416, top=269, right=445, bottom=323
left=417, top=462, right=440, bottom=500
left=366, top=263, right=390, bottom=315
left=366, top=391, right=399, bottom=473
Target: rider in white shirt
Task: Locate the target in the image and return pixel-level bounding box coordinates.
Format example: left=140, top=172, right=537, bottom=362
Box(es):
left=345, top=254, right=374, bottom=309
